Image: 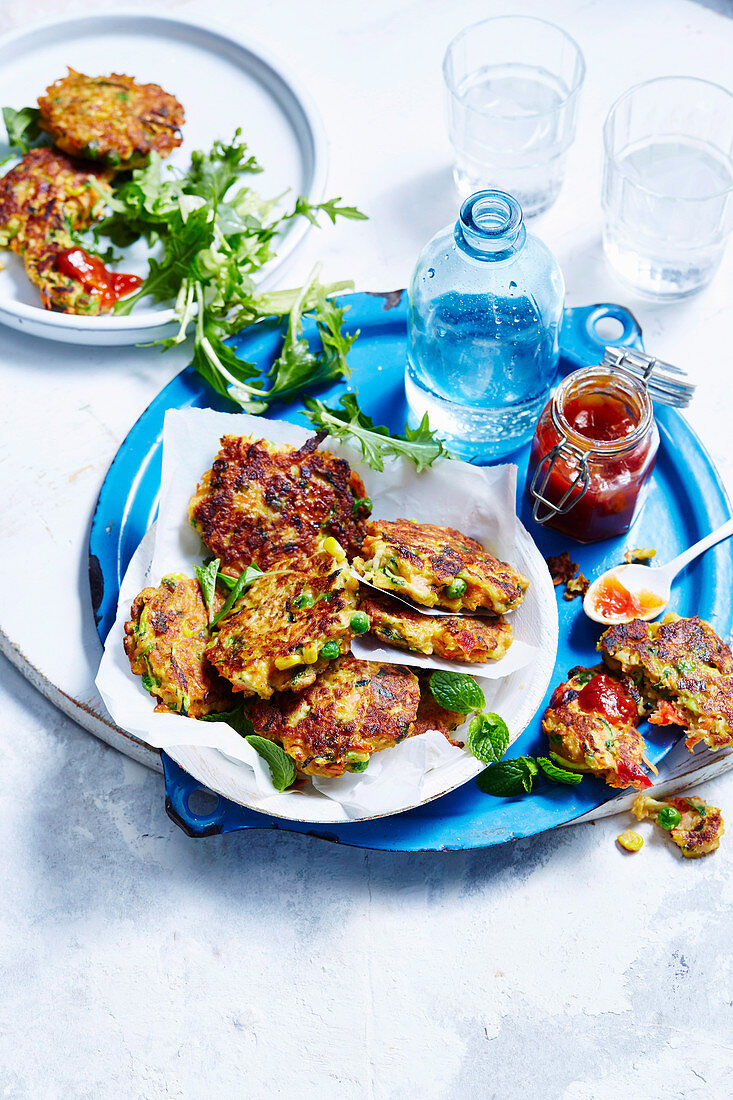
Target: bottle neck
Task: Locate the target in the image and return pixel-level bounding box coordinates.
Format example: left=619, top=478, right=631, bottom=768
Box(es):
left=455, top=190, right=526, bottom=261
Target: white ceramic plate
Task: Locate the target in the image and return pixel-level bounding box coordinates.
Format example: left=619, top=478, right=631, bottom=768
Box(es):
left=0, top=10, right=328, bottom=345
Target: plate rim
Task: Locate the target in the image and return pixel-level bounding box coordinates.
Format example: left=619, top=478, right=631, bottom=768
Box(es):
left=0, top=7, right=329, bottom=335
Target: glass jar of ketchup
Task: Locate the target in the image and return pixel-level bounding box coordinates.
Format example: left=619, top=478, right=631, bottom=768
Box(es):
left=525, top=365, right=658, bottom=542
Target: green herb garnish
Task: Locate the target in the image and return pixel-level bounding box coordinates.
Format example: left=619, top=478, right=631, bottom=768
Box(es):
left=466, top=712, right=510, bottom=764
left=536, top=756, right=583, bottom=786
left=429, top=670, right=486, bottom=714
left=2, top=105, right=44, bottom=152
left=194, top=557, right=220, bottom=623
left=245, top=735, right=297, bottom=792
left=476, top=757, right=538, bottom=797
left=303, top=393, right=449, bottom=473
left=210, top=564, right=264, bottom=628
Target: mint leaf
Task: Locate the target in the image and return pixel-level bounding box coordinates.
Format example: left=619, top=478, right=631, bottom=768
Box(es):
left=466, top=712, right=510, bottom=764
left=476, top=757, right=537, bottom=797
left=245, top=735, right=297, bottom=791
left=303, top=393, right=449, bottom=473
left=210, top=564, right=264, bottom=628
left=429, top=671, right=485, bottom=714
left=200, top=704, right=255, bottom=739
left=3, top=105, right=43, bottom=151
left=194, top=557, right=220, bottom=623
left=537, top=756, right=583, bottom=786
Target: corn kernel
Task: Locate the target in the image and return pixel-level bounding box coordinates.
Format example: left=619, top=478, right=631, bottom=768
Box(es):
left=302, top=642, right=320, bottom=664
left=322, top=536, right=346, bottom=562
left=274, top=653, right=302, bottom=670
left=617, top=829, right=643, bottom=852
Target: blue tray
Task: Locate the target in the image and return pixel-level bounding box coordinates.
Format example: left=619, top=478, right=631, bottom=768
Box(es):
left=89, top=295, right=733, bottom=849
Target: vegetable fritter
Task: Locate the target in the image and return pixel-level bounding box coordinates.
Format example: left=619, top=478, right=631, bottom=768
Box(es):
left=599, top=613, right=733, bottom=751
left=632, top=794, right=725, bottom=858
left=542, top=667, right=655, bottom=790
left=205, top=547, right=359, bottom=698
left=0, top=147, right=114, bottom=314
left=353, top=519, right=528, bottom=613
left=0, top=147, right=111, bottom=249
left=245, top=655, right=422, bottom=777
left=38, top=69, right=184, bottom=169
left=123, top=574, right=234, bottom=718
left=361, top=592, right=514, bottom=663
left=189, top=433, right=371, bottom=573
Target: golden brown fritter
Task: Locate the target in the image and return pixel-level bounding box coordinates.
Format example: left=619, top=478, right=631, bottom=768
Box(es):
left=542, top=666, right=655, bottom=790
left=0, top=147, right=114, bottom=313
left=189, top=433, right=370, bottom=573
left=38, top=69, right=184, bottom=168
left=353, top=519, right=528, bottom=613
left=205, top=547, right=359, bottom=698
left=0, top=147, right=111, bottom=250
left=123, top=575, right=234, bottom=718
left=599, top=613, right=733, bottom=751
left=245, top=655, right=422, bottom=777
left=632, top=794, right=725, bottom=858
left=361, top=592, right=513, bottom=663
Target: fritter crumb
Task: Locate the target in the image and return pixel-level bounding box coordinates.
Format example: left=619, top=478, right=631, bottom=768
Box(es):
left=545, top=550, right=578, bottom=587
left=563, top=572, right=589, bottom=601
left=632, top=793, right=724, bottom=857
left=625, top=547, right=656, bottom=564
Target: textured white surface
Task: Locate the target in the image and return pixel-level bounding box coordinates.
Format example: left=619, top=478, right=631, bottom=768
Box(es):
left=1, top=0, right=733, bottom=1095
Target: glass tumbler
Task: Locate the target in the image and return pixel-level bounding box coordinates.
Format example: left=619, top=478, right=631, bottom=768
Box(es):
left=443, top=16, right=585, bottom=217
left=602, top=77, right=733, bottom=299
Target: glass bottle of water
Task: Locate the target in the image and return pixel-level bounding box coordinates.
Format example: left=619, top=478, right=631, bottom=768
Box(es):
left=405, top=189, right=565, bottom=460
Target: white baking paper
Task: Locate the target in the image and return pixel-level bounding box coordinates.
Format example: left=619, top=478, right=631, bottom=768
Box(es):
left=96, top=407, right=545, bottom=820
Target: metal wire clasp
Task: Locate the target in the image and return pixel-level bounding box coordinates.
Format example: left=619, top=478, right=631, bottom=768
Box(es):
left=529, top=436, right=590, bottom=525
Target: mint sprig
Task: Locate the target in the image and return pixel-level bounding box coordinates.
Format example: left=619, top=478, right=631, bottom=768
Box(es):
left=477, top=757, right=538, bottom=796
left=245, top=735, right=297, bottom=792
left=429, top=671, right=486, bottom=714
left=210, top=564, right=265, bottom=628
left=537, top=756, right=583, bottom=786
left=466, top=712, right=510, bottom=764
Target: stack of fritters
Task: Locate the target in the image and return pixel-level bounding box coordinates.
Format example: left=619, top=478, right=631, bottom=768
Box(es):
left=125, top=435, right=479, bottom=779
left=542, top=611, right=733, bottom=792
left=1, top=67, right=184, bottom=312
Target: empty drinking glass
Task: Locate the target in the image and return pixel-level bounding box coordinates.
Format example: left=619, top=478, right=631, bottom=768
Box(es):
left=602, top=77, right=733, bottom=299
left=443, top=16, right=585, bottom=217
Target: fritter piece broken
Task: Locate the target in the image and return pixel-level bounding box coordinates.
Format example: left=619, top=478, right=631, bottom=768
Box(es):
left=625, top=547, right=656, bottom=564
left=205, top=547, right=359, bottom=698
left=599, top=613, right=733, bottom=751
left=189, top=434, right=370, bottom=572
left=542, top=666, right=655, bottom=790
left=245, top=655, right=421, bottom=777
left=123, top=575, right=233, bottom=718
left=361, top=592, right=513, bottom=663
left=545, top=550, right=578, bottom=588
left=0, top=147, right=111, bottom=250
left=632, top=794, right=725, bottom=858
left=412, top=678, right=464, bottom=746
left=353, top=519, right=528, bottom=613
left=38, top=69, right=184, bottom=169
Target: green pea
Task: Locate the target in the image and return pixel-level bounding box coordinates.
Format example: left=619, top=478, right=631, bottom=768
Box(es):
left=293, top=593, right=314, bottom=609
left=444, top=577, right=467, bottom=600
left=319, top=640, right=340, bottom=660
left=658, top=806, right=682, bottom=830
left=106, top=150, right=121, bottom=168
left=346, top=753, right=369, bottom=773
left=83, top=140, right=100, bottom=160
left=350, top=610, right=369, bottom=635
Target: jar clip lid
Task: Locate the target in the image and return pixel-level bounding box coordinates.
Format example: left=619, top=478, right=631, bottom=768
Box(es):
left=602, top=347, right=694, bottom=408
left=529, top=436, right=590, bottom=525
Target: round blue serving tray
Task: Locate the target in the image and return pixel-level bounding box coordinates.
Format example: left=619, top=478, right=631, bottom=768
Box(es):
left=89, top=294, right=733, bottom=849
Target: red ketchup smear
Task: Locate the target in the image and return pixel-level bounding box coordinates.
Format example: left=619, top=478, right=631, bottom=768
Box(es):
left=563, top=392, right=637, bottom=442
left=593, top=575, right=666, bottom=620
left=55, top=247, right=142, bottom=308
left=577, top=673, right=638, bottom=724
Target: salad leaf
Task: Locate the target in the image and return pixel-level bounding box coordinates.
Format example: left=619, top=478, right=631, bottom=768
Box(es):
left=466, top=712, right=510, bottom=764
left=303, top=393, right=449, bottom=472
left=476, top=757, right=538, bottom=797
left=245, top=735, right=297, bottom=791
left=210, top=564, right=265, bottom=628
left=194, top=557, right=220, bottom=623
left=288, top=195, right=369, bottom=226
left=429, top=671, right=485, bottom=714
left=184, top=130, right=262, bottom=204
left=2, top=105, right=44, bottom=152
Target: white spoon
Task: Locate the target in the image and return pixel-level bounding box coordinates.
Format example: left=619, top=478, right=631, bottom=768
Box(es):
left=584, top=517, right=733, bottom=625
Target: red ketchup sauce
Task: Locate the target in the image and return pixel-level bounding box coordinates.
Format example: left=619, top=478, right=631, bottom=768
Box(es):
left=577, top=673, right=638, bottom=725
left=525, top=369, right=659, bottom=543
left=56, top=247, right=142, bottom=308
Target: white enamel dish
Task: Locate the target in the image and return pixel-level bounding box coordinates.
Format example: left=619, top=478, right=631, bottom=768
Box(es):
left=0, top=10, right=328, bottom=345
